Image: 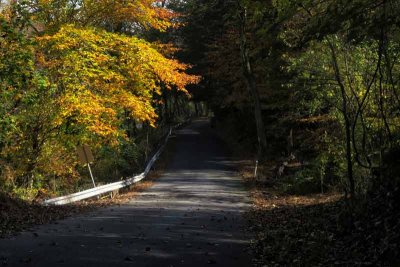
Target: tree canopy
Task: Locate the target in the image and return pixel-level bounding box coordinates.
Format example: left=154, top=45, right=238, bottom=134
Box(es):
left=0, top=0, right=198, bottom=197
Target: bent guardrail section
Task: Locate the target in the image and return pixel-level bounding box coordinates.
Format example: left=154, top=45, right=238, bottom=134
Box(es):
left=44, top=126, right=176, bottom=205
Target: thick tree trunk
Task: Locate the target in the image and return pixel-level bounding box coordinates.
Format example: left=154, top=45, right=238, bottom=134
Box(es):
left=238, top=7, right=267, bottom=156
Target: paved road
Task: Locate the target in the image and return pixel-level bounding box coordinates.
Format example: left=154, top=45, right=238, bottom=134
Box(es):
left=0, top=119, right=252, bottom=266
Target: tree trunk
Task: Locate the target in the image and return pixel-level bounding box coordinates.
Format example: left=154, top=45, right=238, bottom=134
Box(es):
left=328, top=41, right=355, bottom=200
left=238, top=6, right=267, bottom=156
left=163, top=92, right=169, bottom=123
left=194, top=102, right=199, bottom=117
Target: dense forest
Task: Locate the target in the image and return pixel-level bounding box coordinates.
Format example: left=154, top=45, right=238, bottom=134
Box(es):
left=1, top=0, right=400, bottom=266
left=178, top=1, right=400, bottom=264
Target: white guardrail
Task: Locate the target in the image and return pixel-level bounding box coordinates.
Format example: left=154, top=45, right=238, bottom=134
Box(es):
left=44, top=124, right=180, bottom=205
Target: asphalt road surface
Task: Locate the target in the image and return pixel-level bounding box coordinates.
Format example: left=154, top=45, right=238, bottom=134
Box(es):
left=0, top=119, right=252, bottom=266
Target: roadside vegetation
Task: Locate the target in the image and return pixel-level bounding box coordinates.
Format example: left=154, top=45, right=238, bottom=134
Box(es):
left=0, top=125, right=177, bottom=237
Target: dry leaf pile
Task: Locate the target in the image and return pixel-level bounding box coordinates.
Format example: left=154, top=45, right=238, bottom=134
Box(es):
left=247, top=184, right=400, bottom=266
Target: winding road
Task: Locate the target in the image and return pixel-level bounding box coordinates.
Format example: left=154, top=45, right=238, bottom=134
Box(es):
left=0, top=119, right=252, bottom=266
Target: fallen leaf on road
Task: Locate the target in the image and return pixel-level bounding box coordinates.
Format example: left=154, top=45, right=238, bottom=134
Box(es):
left=124, top=256, right=134, bottom=261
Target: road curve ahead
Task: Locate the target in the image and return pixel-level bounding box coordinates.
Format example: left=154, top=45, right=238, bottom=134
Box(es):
left=0, top=119, right=252, bottom=267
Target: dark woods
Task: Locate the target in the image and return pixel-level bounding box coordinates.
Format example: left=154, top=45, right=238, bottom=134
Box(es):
left=178, top=0, right=400, bottom=265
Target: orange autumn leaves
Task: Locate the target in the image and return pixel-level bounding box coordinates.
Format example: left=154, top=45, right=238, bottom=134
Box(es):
left=112, top=0, right=178, bottom=31
left=37, top=25, right=199, bottom=140
left=31, top=0, right=178, bottom=32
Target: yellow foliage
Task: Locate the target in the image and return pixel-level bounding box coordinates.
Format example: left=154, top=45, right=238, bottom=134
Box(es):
left=37, top=25, right=199, bottom=141
left=31, top=0, right=179, bottom=32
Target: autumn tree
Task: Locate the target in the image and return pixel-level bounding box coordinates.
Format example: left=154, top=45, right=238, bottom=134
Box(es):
left=0, top=1, right=198, bottom=197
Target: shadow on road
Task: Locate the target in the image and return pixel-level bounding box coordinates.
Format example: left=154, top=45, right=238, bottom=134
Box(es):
left=0, top=119, right=252, bottom=267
